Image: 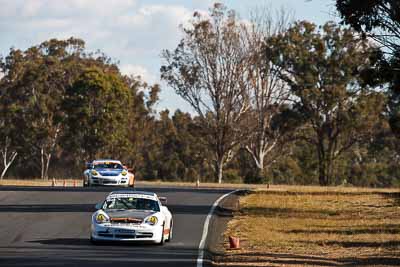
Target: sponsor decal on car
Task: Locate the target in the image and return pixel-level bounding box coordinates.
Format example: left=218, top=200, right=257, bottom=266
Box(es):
left=106, top=194, right=157, bottom=201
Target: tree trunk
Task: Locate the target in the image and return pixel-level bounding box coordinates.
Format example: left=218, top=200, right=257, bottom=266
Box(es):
left=1, top=151, right=17, bottom=179
left=44, top=153, right=51, bottom=180
left=40, top=147, right=51, bottom=179
left=318, top=160, right=327, bottom=186
left=245, top=138, right=278, bottom=184
left=41, top=147, right=45, bottom=179
left=215, top=160, right=224, bottom=184
left=326, top=153, right=334, bottom=185
left=1, top=137, right=18, bottom=180
left=40, top=124, right=60, bottom=179
left=218, top=164, right=223, bottom=184
left=258, top=152, right=265, bottom=174
left=317, top=141, right=328, bottom=186
left=0, top=168, right=7, bottom=180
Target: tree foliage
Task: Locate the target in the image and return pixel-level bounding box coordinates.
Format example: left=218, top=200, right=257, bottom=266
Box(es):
left=161, top=3, right=250, bottom=183
left=0, top=4, right=399, bottom=187
left=63, top=66, right=132, bottom=161
left=267, top=21, right=385, bottom=185
left=0, top=38, right=152, bottom=178
left=336, top=0, right=400, bottom=51
left=336, top=0, right=400, bottom=139
left=242, top=6, right=295, bottom=180
left=0, top=38, right=88, bottom=178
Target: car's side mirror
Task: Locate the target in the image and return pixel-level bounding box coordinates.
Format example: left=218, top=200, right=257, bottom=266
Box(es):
left=159, top=197, right=167, bottom=205
left=95, top=203, right=103, bottom=210
left=86, top=162, right=93, bottom=169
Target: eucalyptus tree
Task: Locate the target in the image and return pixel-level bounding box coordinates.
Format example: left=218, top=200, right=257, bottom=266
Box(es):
left=267, top=21, right=385, bottom=185
left=336, top=0, right=400, bottom=52
left=0, top=38, right=86, bottom=178
left=63, top=66, right=133, bottom=162
left=161, top=3, right=250, bottom=183
left=335, top=0, right=400, bottom=142
left=242, top=6, right=294, bottom=178
left=0, top=73, right=18, bottom=179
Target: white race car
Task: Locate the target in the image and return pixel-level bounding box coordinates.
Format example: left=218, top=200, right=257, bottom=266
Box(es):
left=83, top=159, right=134, bottom=187
left=90, top=190, right=173, bottom=244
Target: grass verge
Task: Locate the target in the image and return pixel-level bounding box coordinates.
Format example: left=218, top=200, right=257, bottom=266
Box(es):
left=217, top=187, right=400, bottom=266
left=0, top=178, right=82, bottom=187
left=2, top=178, right=400, bottom=192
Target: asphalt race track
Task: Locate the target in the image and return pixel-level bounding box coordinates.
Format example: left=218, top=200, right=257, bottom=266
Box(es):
left=0, top=185, right=234, bottom=267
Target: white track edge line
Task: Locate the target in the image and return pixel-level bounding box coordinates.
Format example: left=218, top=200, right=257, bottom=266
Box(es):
left=196, top=189, right=240, bottom=267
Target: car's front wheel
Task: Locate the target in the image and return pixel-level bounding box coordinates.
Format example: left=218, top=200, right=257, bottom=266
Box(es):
left=90, top=235, right=99, bottom=245
left=83, top=175, right=91, bottom=187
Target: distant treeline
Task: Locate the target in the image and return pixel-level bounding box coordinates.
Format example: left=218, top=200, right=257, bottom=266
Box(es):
left=1, top=2, right=400, bottom=187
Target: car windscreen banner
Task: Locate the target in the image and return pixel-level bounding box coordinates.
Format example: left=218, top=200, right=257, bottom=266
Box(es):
left=106, top=194, right=157, bottom=201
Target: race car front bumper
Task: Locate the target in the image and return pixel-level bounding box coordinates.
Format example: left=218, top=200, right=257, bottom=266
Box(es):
left=91, top=223, right=163, bottom=242
left=89, top=176, right=129, bottom=186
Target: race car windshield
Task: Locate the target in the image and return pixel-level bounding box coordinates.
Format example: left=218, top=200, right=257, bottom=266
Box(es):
left=93, top=163, right=123, bottom=169
left=103, top=197, right=160, bottom=212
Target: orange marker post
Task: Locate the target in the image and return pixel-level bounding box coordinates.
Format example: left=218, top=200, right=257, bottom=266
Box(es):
left=229, top=236, right=240, bottom=249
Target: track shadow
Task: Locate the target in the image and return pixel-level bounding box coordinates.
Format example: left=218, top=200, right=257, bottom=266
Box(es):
left=28, top=238, right=171, bottom=247
left=342, top=256, right=400, bottom=266
left=167, top=204, right=213, bottom=215
left=323, top=240, right=400, bottom=248
left=0, top=186, right=117, bottom=192
left=215, top=252, right=400, bottom=266
left=0, top=203, right=214, bottom=215
left=29, top=238, right=91, bottom=246
left=0, top=203, right=95, bottom=212
left=1, top=242, right=202, bottom=267
left=381, top=192, right=400, bottom=207
left=214, top=252, right=341, bottom=266
left=240, top=206, right=343, bottom=219
left=0, top=185, right=234, bottom=195
left=284, top=224, right=400, bottom=235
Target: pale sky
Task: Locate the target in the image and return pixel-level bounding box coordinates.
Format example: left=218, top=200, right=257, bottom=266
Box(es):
left=0, top=0, right=338, bottom=112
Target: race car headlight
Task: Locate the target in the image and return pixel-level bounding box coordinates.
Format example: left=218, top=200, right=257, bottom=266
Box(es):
left=95, top=213, right=109, bottom=224
left=121, top=170, right=127, bottom=176
left=91, top=170, right=99, bottom=176
left=145, top=216, right=158, bottom=226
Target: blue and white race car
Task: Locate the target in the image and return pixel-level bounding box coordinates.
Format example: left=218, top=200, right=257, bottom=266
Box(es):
left=83, top=159, right=134, bottom=187
left=90, top=190, right=173, bottom=244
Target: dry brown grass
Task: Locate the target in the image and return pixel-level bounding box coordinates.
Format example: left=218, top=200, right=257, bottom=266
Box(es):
left=219, top=188, right=400, bottom=266
left=2, top=178, right=400, bottom=192
left=0, top=178, right=83, bottom=186
left=0, top=179, right=250, bottom=188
